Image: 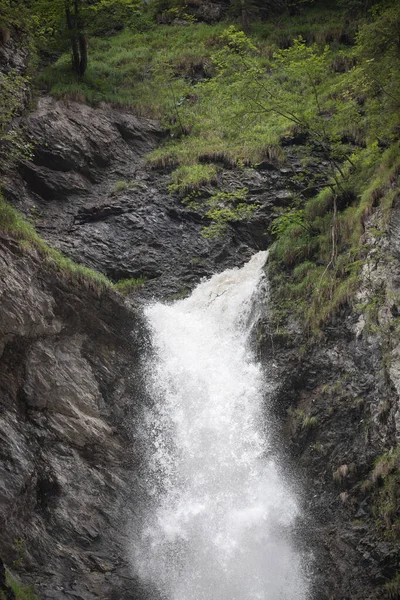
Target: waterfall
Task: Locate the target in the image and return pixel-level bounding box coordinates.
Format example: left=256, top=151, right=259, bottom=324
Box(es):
left=132, top=251, right=309, bottom=600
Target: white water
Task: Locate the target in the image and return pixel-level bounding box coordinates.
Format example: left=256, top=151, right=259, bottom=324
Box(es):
left=132, top=251, right=309, bottom=600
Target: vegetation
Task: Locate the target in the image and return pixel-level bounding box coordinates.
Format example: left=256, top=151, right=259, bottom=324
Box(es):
left=0, top=195, right=115, bottom=292
left=114, top=276, right=147, bottom=293
left=385, top=573, right=400, bottom=599
left=34, top=0, right=400, bottom=332
left=366, top=448, right=400, bottom=537
left=168, top=164, right=218, bottom=196
left=38, top=22, right=225, bottom=116
left=288, top=407, right=318, bottom=433
left=0, top=70, right=32, bottom=166
left=0, top=1, right=399, bottom=593
left=5, top=574, right=39, bottom=600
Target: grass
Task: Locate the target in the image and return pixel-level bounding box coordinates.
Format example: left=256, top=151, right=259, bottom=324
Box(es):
left=268, top=141, right=400, bottom=334
left=360, top=448, right=400, bottom=538
left=250, top=5, right=357, bottom=50
left=168, top=164, right=218, bottom=195
left=385, top=573, right=400, bottom=600
left=114, top=277, right=147, bottom=294
left=0, top=195, right=139, bottom=295
left=38, top=23, right=226, bottom=118
left=287, top=407, right=318, bottom=433
left=113, top=180, right=130, bottom=193
left=302, top=415, right=318, bottom=430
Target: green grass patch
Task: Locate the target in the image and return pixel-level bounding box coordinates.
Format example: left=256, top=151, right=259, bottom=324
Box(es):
left=385, top=573, right=400, bottom=600
left=0, top=195, right=114, bottom=293
left=168, top=164, right=218, bottom=195
left=114, top=276, right=147, bottom=294
left=38, top=23, right=226, bottom=118
left=367, top=448, right=400, bottom=542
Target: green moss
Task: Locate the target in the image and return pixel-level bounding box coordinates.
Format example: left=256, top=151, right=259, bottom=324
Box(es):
left=5, top=574, right=39, bottom=600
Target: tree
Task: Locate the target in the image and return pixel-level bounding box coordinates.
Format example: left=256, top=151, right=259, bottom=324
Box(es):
left=31, top=0, right=143, bottom=76
left=65, top=0, right=87, bottom=76
left=210, top=29, right=360, bottom=186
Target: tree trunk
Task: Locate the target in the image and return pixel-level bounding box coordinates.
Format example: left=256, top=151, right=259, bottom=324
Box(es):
left=65, top=0, right=87, bottom=76
left=240, top=0, right=249, bottom=32
left=78, top=34, right=87, bottom=75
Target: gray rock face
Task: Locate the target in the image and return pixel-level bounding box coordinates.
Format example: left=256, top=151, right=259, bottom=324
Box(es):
left=4, top=97, right=312, bottom=300
left=0, top=237, right=151, bottom=599
left=259, top=207, right=400, bottom=600
left=0, top=35, right=29, bottom=75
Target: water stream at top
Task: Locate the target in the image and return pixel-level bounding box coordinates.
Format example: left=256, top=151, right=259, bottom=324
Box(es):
left=132, top=251, right=309, bottom=600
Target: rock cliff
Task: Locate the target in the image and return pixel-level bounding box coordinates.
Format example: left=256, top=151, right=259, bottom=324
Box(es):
left=261, top=207, right=400, bottom=599
left=4, top=96, right=311, bottom=299
left=0, top=233, right=156, bottom=599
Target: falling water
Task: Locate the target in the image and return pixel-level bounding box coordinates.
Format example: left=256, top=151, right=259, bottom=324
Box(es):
left=132, top=251, right=309, bottom=600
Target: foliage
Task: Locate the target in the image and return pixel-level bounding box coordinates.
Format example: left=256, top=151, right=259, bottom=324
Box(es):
left=365, top=448, right=400, bottom=545
left=0, top=0, right=32, bottom=37
left=182, top=187, right=257, bottom=238
left=40, top=6, right=358, bottom=167
left=86, top=0, right=149, bottom=34
left=265, top=2, right=400, bottom=333
left=385, top=573, right=400, bottom=599
left=39, top=22, right=224, bottom=117
left=269, top=139, right=400, bottom=332
left=288, top=407, right=318, bottom=433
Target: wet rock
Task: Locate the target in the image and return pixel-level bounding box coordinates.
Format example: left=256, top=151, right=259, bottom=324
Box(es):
left=259, top=206, right=400, bottom=600
left=4, top=97, right=308, bottom=300
left=0, top=237, right=150, bottom=599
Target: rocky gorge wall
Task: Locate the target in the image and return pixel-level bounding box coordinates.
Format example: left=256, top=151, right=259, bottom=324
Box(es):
left=261, top=207, right=400, bottom=599
left=0, top=234, right=150, bottom=599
